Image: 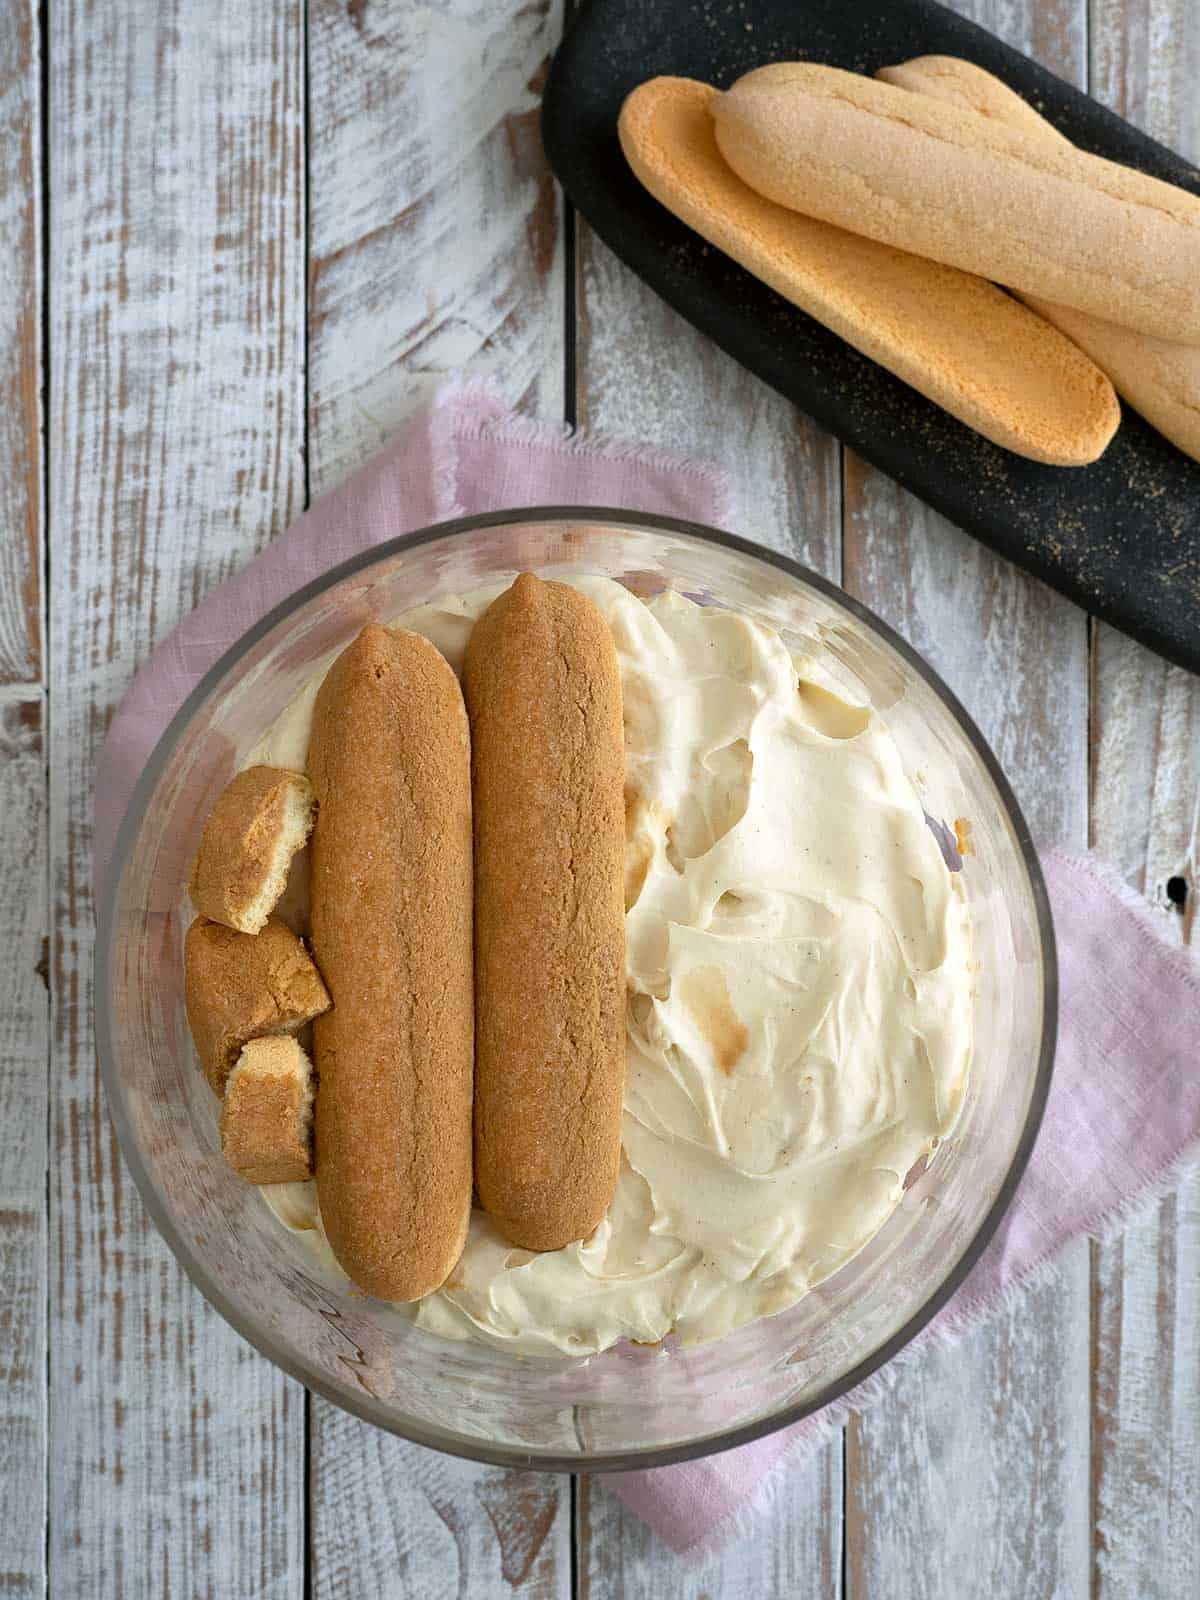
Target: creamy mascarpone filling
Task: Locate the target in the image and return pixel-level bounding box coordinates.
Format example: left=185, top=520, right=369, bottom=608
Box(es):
left=248, top=577, right=973, bottom=1356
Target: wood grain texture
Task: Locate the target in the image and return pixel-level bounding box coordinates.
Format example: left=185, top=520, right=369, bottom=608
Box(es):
left=0, top=5, right=46, bottom=1595
left=307, top=0, right=566, bottom=493
left=47, top=3, right=306, bottom=1595
left=845, top=1263, right=1090, bottom=1599
left=29, top=1, right=1200, bottom=1594
left=578, top=1449, right=842, bottom=1600
left=573, top=130, right=844, bottom=1597
left=842, top=4, right=1093, bottom=1595
left=1089, top=1179, right=1200, bottom=1600
left=0, top=0, right=42, bottom=686
left=575, top=238, right=841, bottom=574
left=311, top=1407, right=570, bottom=1600
left=0, top=690, right=48, bottom=1600
left=305, top=4, right=572, bottom=1593
left=1088, top=3, right=1200, bottom=1591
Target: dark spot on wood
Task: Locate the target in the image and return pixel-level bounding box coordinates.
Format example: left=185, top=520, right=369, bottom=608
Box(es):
left=1165, top=875, right=1187, bottom=910
left=35, top=936, right=49, bottom=990
left=525, top=172, right=557, bottom=280
left=527, top=58, right=549, bottom=99
left=347, top=0, right=368, bottom=31
left=0, top=1569, right=41, bottom=1591
left=475, top=1475, right=559, bottom=1587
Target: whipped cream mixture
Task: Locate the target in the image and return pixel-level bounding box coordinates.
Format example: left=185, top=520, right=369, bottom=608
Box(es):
left=250, top=577, right=973, bottom=1356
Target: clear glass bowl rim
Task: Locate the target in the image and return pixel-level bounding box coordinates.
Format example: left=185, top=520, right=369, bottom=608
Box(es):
left=95, top=505, right=1058, bottom=1473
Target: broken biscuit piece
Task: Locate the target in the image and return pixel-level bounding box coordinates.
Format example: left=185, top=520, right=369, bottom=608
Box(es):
left=184, top=915, right=330, bottom=1095
left=189, top=765, right=316, bottom=934
left=221, top=1036, right=315, bottom=1185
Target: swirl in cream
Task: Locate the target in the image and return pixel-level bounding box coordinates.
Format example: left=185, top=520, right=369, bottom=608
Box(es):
left=251, top=577, right=972, bottom=1355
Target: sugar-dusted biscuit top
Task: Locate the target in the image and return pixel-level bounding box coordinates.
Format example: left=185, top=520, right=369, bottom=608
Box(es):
left=184, top=915, right=330, bottom=1095
left=617, top=75, right=1120, bottom=466
left=711, top=62, right=1200, bottom=345
left=221, top=1036, right=315, bottom=1185
left=190, top=765, right=316, bottom=934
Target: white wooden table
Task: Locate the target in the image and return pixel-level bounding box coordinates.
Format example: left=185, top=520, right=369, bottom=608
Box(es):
left=3, top=1, right=1197, bottom=1594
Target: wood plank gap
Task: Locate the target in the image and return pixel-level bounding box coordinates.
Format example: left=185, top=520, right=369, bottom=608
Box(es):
left=1085, top=582, right=1099, bottom=1598
left=37, top=0, right=50, bottom=646
left=39, top=0, right=51, bottom=1587
left=838, top=1427, right=848, bottom=1599
left=563, top=196, right=577, bottom=432
left=562, top=0, right=577, bottom=432
left=569, top=1475, right=580, bottom=1600
left=301, top=8, right=313, bottom=1590
left=1089, top=1235, right=1103, bottom=1600
left=302, top=0, right=312, bottom=516
left=304, top=1390, right=314, bottom=1600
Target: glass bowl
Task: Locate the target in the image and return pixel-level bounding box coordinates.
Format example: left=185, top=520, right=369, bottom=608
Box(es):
left=96, top=509, right=1055, bottom=1471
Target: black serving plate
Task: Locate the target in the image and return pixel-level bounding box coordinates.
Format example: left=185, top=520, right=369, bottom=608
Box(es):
left=543, top=0, right=1200, bottom=674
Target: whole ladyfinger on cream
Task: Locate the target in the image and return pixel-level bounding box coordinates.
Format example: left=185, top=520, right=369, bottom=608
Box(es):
left=711, top=63, right=1200, bottom=345
left=879, top=56, right=1200, bottom=466
left=618, top=76, right=1118, bottom=466
left=307, top=624, right=473, bottom=1303
left=463, top=574, right=626, bottom=1254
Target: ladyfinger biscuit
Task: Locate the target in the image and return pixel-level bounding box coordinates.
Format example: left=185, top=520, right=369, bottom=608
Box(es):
left=463, top=574, right=626, bottom=1253
left=712, top=64, right=1200, bottom=344
left=880, top=56, right=1200, bottom=465
left=307, top=625, right=473, bottom=1303
left=619, top=77, right=1118, bottom=465
left=878, top=55, right=1053, bottom=139
left=189, top=765, right=316, bottom=934
left=184, top=915, right=330, bottom=1095
left=221, top=1036, right=315, bottom=1185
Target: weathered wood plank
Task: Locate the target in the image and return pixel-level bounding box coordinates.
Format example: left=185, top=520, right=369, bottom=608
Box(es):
left=842, top=4, right=1093, bottom=1595
left=310, top=1406, right=571, bottom=1600
left=0, top=4, right=47, bottom=1596
left=578, top=1450, right=842, bottom=1600
left=0, top=694, right=48, bottom=1600
left=0, top=699, right=48, bottom=1600
left=575, top=240, right=842, bottom=575
left=841, top=482, right=1093, bottom=1600
left=1089, top=1177, right=1200, bottom=1600
left=47, top=4, right=306, bottom=1595
left=0, top=0, right=42, bottom=688
left=573, top=156, right=844, bottom=1596
left=308, top=0, right=566, bottom=493
left=305, top=5, right=573, bottom=1594
left=1088, top=3, right=1200, bottom=1591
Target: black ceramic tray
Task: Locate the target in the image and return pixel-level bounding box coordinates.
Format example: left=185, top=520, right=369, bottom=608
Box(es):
left=543, top=0, right=1200, bottom=674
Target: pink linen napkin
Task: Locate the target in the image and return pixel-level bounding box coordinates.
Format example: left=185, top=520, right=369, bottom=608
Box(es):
left=94, top=382, right=1200, bottom=1560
